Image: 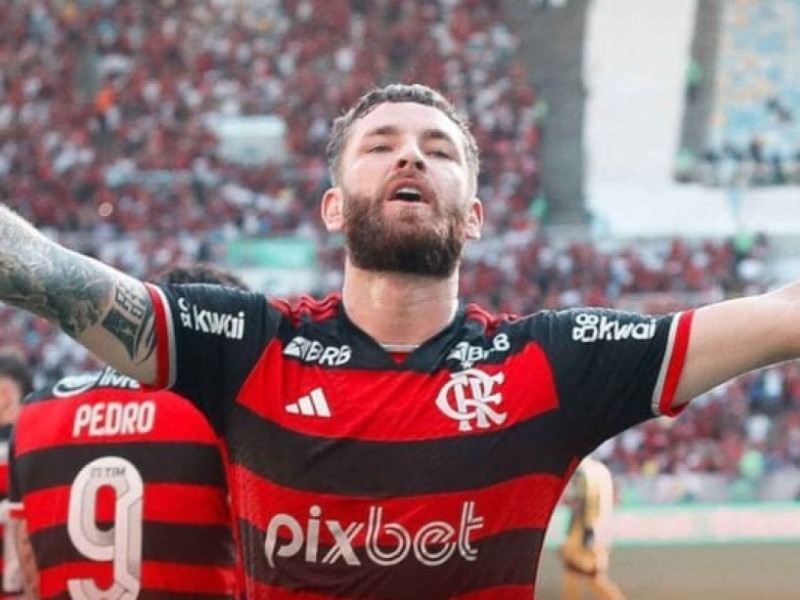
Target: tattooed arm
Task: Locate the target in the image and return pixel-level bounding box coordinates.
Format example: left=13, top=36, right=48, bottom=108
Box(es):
left=0, top=204, right=157, bottom=384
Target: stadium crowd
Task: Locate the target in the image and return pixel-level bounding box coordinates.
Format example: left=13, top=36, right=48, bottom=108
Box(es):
left=1, top=0, right=540, bottom=371
left=1, top=0, right=800, bottom=501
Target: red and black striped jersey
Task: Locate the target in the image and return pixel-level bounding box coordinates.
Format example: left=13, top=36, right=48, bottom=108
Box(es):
left=8, top=367, right=238, bottom=599
left=147, top=285, right=693, bottom=599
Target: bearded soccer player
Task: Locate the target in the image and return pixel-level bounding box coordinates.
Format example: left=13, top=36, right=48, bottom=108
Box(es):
left=2, top=83, right=800, bottom=598
left=6, top=264, right=246, bottom=599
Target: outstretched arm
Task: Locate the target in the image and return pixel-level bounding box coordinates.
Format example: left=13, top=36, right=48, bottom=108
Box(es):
left=0, top=204, right=157, bottom=384
left=674, top=281, right=800, bottom=408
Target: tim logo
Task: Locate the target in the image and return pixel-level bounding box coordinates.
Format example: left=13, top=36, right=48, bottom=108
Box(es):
left=571, top=313, right=656, bottom=343
left=436, top=369, right=506, bottom=432
left=177, top=298, right=245, bottom=340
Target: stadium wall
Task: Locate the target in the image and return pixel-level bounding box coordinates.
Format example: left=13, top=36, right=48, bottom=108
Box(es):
left=544, top=502, right=800, bottom=548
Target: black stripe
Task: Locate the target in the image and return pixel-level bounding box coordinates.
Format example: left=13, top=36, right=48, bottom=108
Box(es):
left=15, top=442, right=226, bottom=493
left=32, top=521, right=235, bottom=569
left=228, top=403, right=575, bottom=496
left=238, top=518, right=540, bottom=599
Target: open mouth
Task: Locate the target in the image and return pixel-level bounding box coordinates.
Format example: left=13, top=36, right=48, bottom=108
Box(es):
left=392, top=186, right=424, bottom=202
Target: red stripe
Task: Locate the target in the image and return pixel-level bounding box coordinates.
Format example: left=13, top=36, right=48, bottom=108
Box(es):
left=145, top=483, right=231, bottom=525
left=454, top=585, right=536, bottom=599
left=144, top=283, right=171, bottom=390
left=243, top=576, right=534, bottom=599
left=245, top=580, right=335, bottom=599
left=14, top=392, right=221, bottom=453
left=39, top=561, right=237, bottom=598
left=23, top=483, right=230, bottom=535
left=659, top=310, right=694, bottom=417
left=228, top=464, right=563, bottom=542
left=239, top=341, right=559, bottom=441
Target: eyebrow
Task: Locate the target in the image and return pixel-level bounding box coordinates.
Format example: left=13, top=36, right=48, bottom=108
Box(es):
left=362, top=125, right=458, bottom=147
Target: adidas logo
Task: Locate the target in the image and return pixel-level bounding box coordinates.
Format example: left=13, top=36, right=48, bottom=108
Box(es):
left=285, top=388, right=331, bottom=417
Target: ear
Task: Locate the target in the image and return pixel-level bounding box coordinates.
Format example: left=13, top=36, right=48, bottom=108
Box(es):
left=321, top=187, right=345, bottom=232
left=464, top=197, right=484, bottom=240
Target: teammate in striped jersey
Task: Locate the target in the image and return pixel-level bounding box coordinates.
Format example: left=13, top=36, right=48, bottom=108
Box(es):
left=7, top=264, right=246, bottom=599
left=0, top=350, right=32, bottom=599
left=560, top=457, right=625, bottom=600
left=3, top=83, right=800, bottom=597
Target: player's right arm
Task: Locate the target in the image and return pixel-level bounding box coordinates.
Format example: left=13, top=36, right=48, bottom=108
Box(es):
left=0, top=204, right=157, bottom=384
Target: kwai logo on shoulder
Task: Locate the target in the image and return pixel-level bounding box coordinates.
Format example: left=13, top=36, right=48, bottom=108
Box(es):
left=571, top=313, right=656, bottom=343
left=264, top=502, right=483, bottom=569
left=177, top=298, right=245, bottom=339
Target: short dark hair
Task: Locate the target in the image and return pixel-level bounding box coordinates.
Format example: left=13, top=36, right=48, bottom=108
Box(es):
left=326, top=83, right=480, bottom=186
left=155, top=263, right=250, bottom=291
left=0, top=349, right=33, bottom=397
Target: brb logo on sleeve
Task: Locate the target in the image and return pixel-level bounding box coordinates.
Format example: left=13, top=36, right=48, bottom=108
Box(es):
left=264, top=502, right=483, bottom=569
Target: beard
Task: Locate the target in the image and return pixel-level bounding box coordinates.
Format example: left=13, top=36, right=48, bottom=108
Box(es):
left=342, top=191, right=466, bottom=278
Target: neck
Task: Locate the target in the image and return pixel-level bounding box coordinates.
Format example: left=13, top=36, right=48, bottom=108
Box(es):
left=341, top=261, right=460, bottom=346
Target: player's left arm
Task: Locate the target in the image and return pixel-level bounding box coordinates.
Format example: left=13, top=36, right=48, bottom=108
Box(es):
left=673, top=281, right=800, bottom=408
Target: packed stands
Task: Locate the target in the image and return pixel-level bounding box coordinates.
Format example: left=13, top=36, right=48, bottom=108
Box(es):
left=692, top=0, right=800, bottom=187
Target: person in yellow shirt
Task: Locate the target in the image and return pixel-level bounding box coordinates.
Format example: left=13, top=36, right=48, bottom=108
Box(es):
left=560, top=457, right=625, bottom=600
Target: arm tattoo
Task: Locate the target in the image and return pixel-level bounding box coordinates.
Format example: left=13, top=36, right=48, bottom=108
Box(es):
left=102, top=282, right=156, bottom=364
left=0, top=205, right=155, bottom=364
left=1, top=252, right=112, bottom=337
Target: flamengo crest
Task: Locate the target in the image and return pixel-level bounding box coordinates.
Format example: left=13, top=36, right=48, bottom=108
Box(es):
left=435, top=368, right=506, bottom=432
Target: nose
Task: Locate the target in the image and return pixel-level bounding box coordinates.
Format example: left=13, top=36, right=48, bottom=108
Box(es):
left=394, top=143, right=426, bottom=172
